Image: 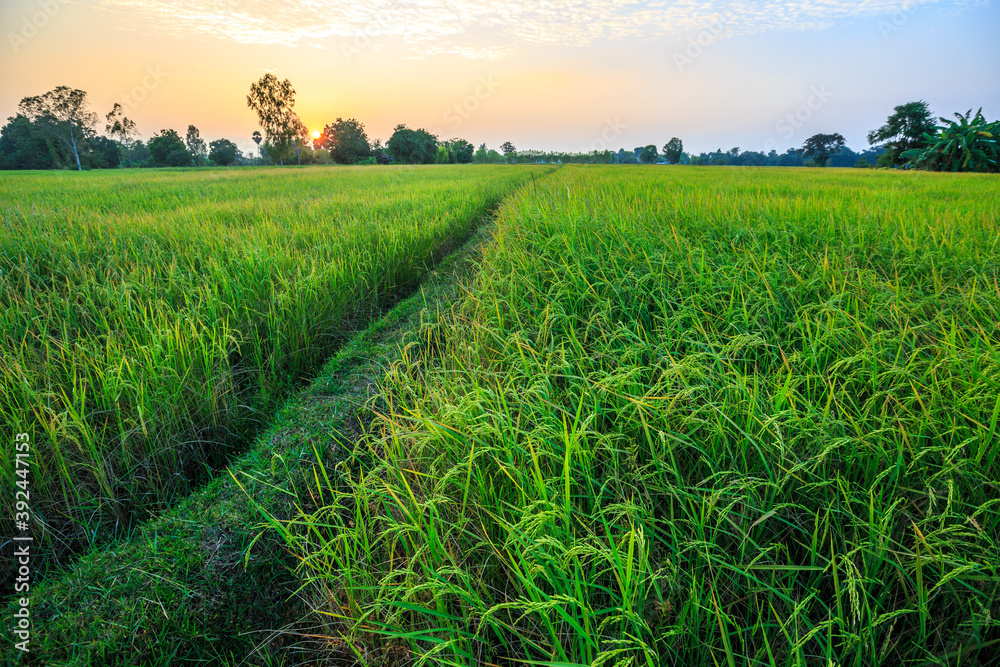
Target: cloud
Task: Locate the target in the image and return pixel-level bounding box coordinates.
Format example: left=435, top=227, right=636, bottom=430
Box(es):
left=94, top=0, right=971, bottom=54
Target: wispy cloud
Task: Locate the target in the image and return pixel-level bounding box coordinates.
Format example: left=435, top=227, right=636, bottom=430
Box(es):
left=94, top=0, right=973, bottom=54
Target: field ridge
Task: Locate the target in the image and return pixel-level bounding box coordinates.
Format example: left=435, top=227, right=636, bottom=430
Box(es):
left=1, top=211, right=510, bottom=666
left=272, top=165, right=1000, bottom=666
left=0, top=165, right=551, bottom=585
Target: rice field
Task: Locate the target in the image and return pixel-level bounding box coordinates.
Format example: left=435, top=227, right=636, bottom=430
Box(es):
left=276, top=166, right=1000, bottom=665
left=0, top=165, right=550, bottom=568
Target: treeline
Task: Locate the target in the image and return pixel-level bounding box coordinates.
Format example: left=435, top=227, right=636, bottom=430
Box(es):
left=681, top=101, right=998, bottom=172
left=1, top=87, right=252, bottom=170
left=495, top=144, right=883, bottom=167
left=0, top=115, right=251, bottom=170
left=245, top=74, right=519, bottom=167
left=0, top=82, right=523, bottom=170
left=2, top=84, right=996, bottom=173
left=513, top=101, right=998, bottom=172
left=687, top=146, right=884, bottom=167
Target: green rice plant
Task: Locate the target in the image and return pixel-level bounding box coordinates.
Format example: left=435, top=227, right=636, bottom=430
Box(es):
left=0, top=165, right=552, bottom=576
left=277, top=166, right=1000, bottom=665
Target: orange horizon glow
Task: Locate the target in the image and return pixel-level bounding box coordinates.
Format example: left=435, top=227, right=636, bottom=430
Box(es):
left=0, top=0, right=996, bottom=155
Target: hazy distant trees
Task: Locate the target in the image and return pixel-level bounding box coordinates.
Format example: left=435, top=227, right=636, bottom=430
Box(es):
left=686, top=145, right=883, bottom=168
left=105, top=103, right=138, bottom=167
left=313, top=148, right=333, bottom=164
left=474, top=143, right=502, bottom=163
left=618, top=149, right=638, bottom=164
left=148, top=129, right=192, bottom=167
left=443, top=138, right=475, bottom=164
left=662, top=137, right=683, bottom=164
left=17, top=86, right=98, bottom=171
left=322, top=118, right=371, bottom=164
left=867, top=101, right=935, bottom=168
left=290, top=115, right=310, bottom=165
left=802, top=133, right=846, bottom=167
left=185, top=125, right=207, bottom=166
left=209, top=138, right=239, bottom=166
left=89, top=135, right=121, bottom=167
left=0, top=115, right=64, bottom=169
left=387, top=125, right=438, bottom=164
left=2, top=85, right=246, bottom=170
left=481, top=148, right=613, bottom=164
left=5, top=78, right=993, bottom=173
left=587, top=150, right=616, bottom=164
left=252, top=131, right=262, bottom=163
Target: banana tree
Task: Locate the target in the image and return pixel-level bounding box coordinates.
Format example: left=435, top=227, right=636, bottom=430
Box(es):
left=902, top=108, right=999, bottom=172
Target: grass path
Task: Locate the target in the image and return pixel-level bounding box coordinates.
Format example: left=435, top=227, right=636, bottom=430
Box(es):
left=273, top=165, right=1000, bottom=666
left=2, top=210, right=510, bottom=666
left=0, top=166, right=547, bottom=573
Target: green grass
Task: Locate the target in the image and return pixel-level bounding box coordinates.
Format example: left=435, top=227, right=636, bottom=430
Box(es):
left=274, top=166, right=1000, bottom=665
left=0, top=165, right=551, bottom=573
left=1, top=213, right=509, bottom=667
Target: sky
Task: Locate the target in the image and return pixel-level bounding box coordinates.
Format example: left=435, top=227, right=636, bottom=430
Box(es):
left=1, top=0, right=997, bottom=157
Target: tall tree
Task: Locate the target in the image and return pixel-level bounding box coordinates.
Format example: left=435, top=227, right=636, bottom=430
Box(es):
left=387, top=125, right=438, bottom=164
left=105, top=103, right=138, bottom=167
left=662, top=137, right=683, bottom=164
left=185, top=125, right=207, bottom=166
left=290, top=115, right=310, bottom=165
left=640, top=145, right=659, bottom=164
left=867, top=101, right=936, bottom=168
left=500, top=141, right=516, bottom=156
left=246, top=74, right=299, bottom=166
left=445, top=138, right=475, bottom=164
left=619, top=148, right=639, bottom=164
left=88, top=135, right=120, bottom=168
left=261, top=115, right=307, bottom=166
left=18, top=86, right=98, bottom=171
left=129, top=139, right=151, bottom=166
left=252, top=130, right=262, bottom=165
left=474, top=143, right=490, bottom=164
left=148, top=129, right=192, bottom=167
left=322, top=118, right=372, bottom=164
left=209, top=138, right=240, bottom=166
left=0, top=115, right=65, bottom=170
left=801, top=133, right=846, bottom=167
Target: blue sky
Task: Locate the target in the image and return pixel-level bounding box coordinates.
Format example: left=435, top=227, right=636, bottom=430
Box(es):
left=2, top=0, right=997, bottom=155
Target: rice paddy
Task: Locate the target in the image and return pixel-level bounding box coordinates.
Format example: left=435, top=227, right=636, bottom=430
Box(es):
left=0, top=165, right=550, bottom=569
left=274, top=166, right=1000, bottom=665
left=3, top=164, right=999, bottom=665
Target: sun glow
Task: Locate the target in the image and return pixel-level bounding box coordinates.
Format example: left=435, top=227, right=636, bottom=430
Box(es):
left=312, top=130, right=321, bottom=139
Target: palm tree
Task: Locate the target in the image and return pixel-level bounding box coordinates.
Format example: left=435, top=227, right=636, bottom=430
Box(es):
left=902, top=108, right=999, bottom=172
left=252, top=131, right=262, bottom=166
